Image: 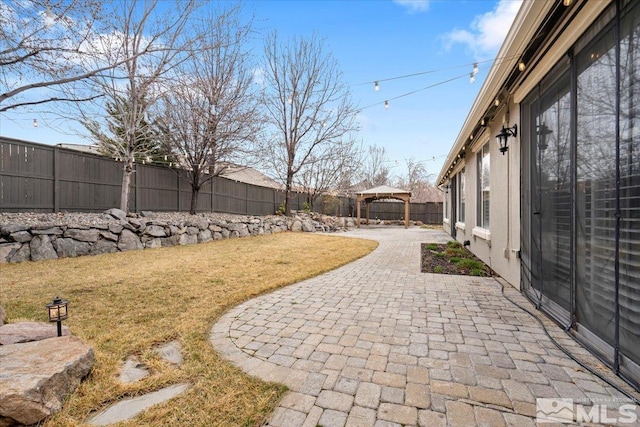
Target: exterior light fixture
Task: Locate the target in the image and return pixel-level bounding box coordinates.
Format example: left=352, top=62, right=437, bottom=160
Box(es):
left=470, top=72, right=475, bottom=84
left=374, top=81, right=380, bottom=91
left=537, top=123, right=552, bottom=151
left=47, top=296, right=68, bottom=337
left=495, top=124, right=518, bottom=155
left=518, top=61, right=526, bottom=71
left=384, top=100, right=389, bottom=110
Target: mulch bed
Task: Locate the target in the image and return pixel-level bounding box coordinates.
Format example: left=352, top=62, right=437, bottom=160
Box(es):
left=420, top=243, right=493, bottom=276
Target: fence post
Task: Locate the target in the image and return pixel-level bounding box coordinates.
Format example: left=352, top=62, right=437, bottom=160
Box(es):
left=53, top=145, right=60, bottom=213
left=177, top=170, right=181, bottom=212
left=134, top=163, right=140, bottom=213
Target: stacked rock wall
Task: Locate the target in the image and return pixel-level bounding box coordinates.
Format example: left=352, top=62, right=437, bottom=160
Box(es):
left=0, top=209, right=355, bottom=265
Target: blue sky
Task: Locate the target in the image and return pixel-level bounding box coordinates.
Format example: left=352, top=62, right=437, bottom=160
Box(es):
left=0, top=0, right=521, bottom=181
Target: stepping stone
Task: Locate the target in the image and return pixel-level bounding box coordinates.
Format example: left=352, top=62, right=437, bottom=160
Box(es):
left=86, top=383, right=189, bottom=426
left=154, top=340, right=182, bottom=365
left=119, top=356, right=149, bottom=384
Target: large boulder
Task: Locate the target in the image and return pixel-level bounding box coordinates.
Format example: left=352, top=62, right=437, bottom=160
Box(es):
left=64, top=229, right=100, bottom=243
left=0, top=322, right=71, bottom=345
left=105, top=208, right=127, bottom=221
left=0, top=243, right=22, bottom=264
left=0, top=336, right=94, bottom=426
left=53, top=238, right=90, bottom=258
left=29, top=235, right=58, bottom=261
left=118, top=229, right=143, bottom=252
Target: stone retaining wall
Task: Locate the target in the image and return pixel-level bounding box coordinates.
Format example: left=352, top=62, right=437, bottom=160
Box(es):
left=0, top=209, right=356, bottom=265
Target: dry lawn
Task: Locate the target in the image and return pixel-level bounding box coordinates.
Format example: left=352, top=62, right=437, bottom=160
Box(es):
left=0, top=232, right=378, bottom=426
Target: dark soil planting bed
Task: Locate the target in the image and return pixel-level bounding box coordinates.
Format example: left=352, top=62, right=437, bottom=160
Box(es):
left=421, top=241, right=492, bottom=276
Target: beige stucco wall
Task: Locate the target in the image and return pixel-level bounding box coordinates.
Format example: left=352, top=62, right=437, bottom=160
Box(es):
left=444, top=99, right=521, bottom=289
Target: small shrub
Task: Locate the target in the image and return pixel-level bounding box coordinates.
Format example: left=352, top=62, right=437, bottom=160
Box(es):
left=276, top=203, right=286, bottom=215
left=449, top=257, right=461, bottom=264
left=447, top=241, right=462, bottom=248
left=445, top=247, right=466, bottom=257
left=456, top=258, right=484, bottom=270
left=434, top=266, right=443, bottom=273
left=434, top=252, right=446, bottom=258
left=471, top=268, right=485, bottom=276
left=426, top=243, right=438, bottom=251
left=302, top=201, right=311, bottom=212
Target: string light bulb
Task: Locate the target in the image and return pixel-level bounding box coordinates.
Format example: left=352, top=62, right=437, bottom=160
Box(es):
left=33, top=119, right=38, bottom=127
left=518, top=61, right=526, bottom=71
left=480, top=118, right=486, bottom=126
left=473, top=63, right=478, bottom=75
left=563, top=0, right=572, bottom=6
left=494, top=98, right=500, bottom=107
left=374, top=81, right=379, bottom=91
left=384, top=100, right=389, bottom=110
left=470, top=73, right=475, bottom=84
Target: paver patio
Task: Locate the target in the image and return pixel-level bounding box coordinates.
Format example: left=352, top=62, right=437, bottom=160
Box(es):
left=210, top=227, right=640, bottom=426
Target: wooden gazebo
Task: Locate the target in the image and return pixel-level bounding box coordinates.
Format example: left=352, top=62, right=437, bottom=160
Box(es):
left=356, top=185, right=412, bottom=229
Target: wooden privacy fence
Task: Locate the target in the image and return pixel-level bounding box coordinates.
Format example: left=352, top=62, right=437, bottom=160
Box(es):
left=0, top=137, right=442, bottom=223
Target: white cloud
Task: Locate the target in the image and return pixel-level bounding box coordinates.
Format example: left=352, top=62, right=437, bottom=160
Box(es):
left=443, top=0, right=522, bottom=57
left=393, top=0, right=430, bottom=14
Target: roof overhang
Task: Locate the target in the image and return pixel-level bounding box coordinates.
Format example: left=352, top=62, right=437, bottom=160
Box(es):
left=436, top=0, right=582, bottom=186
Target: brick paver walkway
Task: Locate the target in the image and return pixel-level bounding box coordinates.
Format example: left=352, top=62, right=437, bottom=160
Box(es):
left=210, top=227, right=639, bottom=426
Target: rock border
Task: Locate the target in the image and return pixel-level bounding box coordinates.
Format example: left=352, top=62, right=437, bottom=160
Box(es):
left=0, top=209, right=357, bottom=264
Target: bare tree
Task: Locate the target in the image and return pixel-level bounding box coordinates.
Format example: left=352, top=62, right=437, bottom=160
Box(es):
left=260, top=32, right=359, bottom=215
left=154, top=7, right=260, bottom=214
left=359, top=144, right=391, bottom=188
left=80, top=0, right=201, bottom=213
left=296, top=135, right=362, bottom=210
left=1, top=0, right=145, bottom=112
left=394, top=158, right=440, bottom=202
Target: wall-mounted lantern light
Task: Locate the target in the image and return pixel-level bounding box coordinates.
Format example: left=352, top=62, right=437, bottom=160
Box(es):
left=496, top=124, right=518, bottom=155
left=47, top=296, right=68, bottom=337
left=537, top=123, right=552, bottom=151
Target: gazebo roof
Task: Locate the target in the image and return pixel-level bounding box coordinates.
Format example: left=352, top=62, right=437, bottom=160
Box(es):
left=355, top=185, right=411, bottom=197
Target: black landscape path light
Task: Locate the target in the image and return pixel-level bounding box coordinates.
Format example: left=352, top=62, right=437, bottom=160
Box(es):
left=496, top=124, right=518, bottom=155
left=47, top=296, right=68, bottom=337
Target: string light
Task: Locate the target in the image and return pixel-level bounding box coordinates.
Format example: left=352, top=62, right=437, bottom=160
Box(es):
left=359, top=53, right=526, bottom=110
left=361, top=72, right=470, bottom=111
left=563, top=0, right=572, bottom=6
left=357, top=53, right=521, bottom=87
left=33, top=119, right=38, bottom=127
left=518, top=61, right=526, bottom=71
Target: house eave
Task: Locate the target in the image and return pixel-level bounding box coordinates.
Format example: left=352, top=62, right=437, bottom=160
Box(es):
left=437, top=0, right=555, bottom=186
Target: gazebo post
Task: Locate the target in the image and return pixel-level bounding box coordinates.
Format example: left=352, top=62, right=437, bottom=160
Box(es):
left=356, top=195, right=362, bottom=228
left=404, top=198, right=410, bottom=229
left=365, top=201, right=370, bottom=225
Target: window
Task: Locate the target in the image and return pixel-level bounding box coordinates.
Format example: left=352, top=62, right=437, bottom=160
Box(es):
left=477, top=143, right=490, bottom=229
left=457, top=168, right=465, bottom=223
left=443, top=185, right=449, bottom=221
